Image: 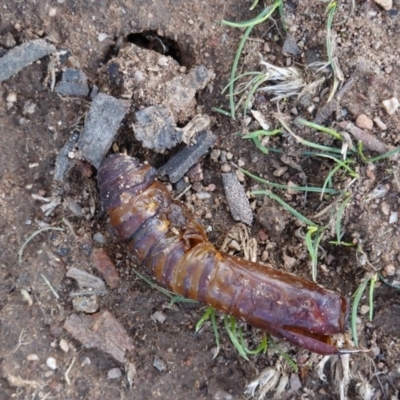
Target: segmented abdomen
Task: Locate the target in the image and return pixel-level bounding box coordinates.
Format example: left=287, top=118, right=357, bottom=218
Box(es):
left=98, top=154, right=348, bottom=355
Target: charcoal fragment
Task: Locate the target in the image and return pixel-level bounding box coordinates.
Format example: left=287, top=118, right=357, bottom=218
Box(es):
left=158, top=130, right=217, bottom=183
left=55, top=68, right=89, bottom=97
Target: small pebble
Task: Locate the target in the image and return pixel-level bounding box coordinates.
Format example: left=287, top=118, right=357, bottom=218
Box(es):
left=374, top=0, right=393, bottom=10
left=226, top=152, right=233, bottom=160
left=389, top=212, right=398, bottom=224
left=273, top=166, right=288, bottom=177
left=27, top=354, right=39, bottom=361
left=373, top=117, right=387, bottom=130
left=235, top=169, right=245, bottom=182
left=360, top=305, right=370, bottom=315
left=210, top=149, right=221, bottom=162
left=93, top=232, right=107, bottom=244
left=151, top=311, right=167, bottom=324
left=48, top=7, right=57, bottom=17
left=98, top=33, right=109, bottom=42
left=384, top=264, right=396, bottom=276
left=382, top=97, right=399, bottom=115
left=6, top=92, right=17, bottom=103
left=107, top=368, right=122, bottom=379
left=153, top=357, right=167, bottom=372
left=237, top=159, right=245, bottom=167
left=158, top=56, right=168, bottom=67
left=356, top=114, right=373, bottom=130
left=59, top=339, right=69, bottom=353
left=381, top=202, right=390, bottom=215
left=72, top=294, right=99, bottom=314
left=196, top=192, right=211, bottom=200
left=385, top=65, right=393, bottom=74
left=221, top=163, right=231, bottom=173
left=46, top=357, right=57, bottom=370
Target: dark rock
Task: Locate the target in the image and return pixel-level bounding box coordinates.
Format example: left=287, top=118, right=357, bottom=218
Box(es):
left=55, top=68, right=89, bottom=97
left=158, top=130, right=217, bottom=183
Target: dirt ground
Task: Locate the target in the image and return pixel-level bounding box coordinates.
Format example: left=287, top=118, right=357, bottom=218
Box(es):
left=1, top=0, right=400, bottom=399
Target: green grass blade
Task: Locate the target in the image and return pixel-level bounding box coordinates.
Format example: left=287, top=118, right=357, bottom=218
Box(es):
left=222, top=2, right=279, bottom=28
left=212, top=107, right=231, bottom=117
left=132, top=269, right=197, bottom=305
left=270, top=339, right=298, bottom=372
left=251, top=136, right=270, bottom=154
left=18, top=226, right=64, bottom=264
left=358, top=141, right=400, bottom=163
left=296, top=118, right=342, bottom=140
left=224, top=315, right=249, bottom=360
left=351, top=277, right=369, bottom=347
left=239, top=167, right=339, bottom=194
left=225, top=4, right=279, bottom=119
left=210, top=308, right=221, bottom=358
left=335, top=195, right=351, bottom=244
left=369, top=274, right=377, bottom=322
left=252, top=189, right=317, bottom=227
left=242, top=129, right=282, bottom=139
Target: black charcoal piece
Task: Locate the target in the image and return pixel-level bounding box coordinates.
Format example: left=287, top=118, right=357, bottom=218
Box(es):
left=55, top=68, right=89, bottom=97
left=0, top=39, right=56, bottom=82
left=133, top=105, right=182, bottom=152
left=158, top=130, right=217, bottom=183
left=222, top=173, right=253, bottom=225
left=77, top=93, right=129, bottom=168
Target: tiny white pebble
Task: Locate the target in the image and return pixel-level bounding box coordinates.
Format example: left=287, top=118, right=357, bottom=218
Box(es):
left=98, top=33, right=109, bottom=42
left=46, top=357, right=57, bottom=370
left=389, top=212, right=398, bottom=224
left=360, top=305, right=370, bottom=315
left=93, top=232, right=107, bottom=244
left=221, top=163, right=231, bottom=173
left=158, top=56, right=168, bottom=67
left=196, top=192, right=211, bottom=200
left=384, top=264, right=395, bottom=276
left=7, top=92, right=17, bottom=103
left=107, top=367, right=122, bottom=379
left=48, top=7, right=57, bottom=17
left=382, top=97, right=399, bottom=115
left=27, top=354, right=39, bottom=361
left=59, top=339, right=69, bottom=353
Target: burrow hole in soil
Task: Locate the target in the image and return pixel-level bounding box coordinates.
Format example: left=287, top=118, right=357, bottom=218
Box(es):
left=127, top=30, right=191, bottom=67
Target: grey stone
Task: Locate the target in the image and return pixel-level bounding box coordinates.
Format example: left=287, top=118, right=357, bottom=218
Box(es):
left=158, top=130, right=217, bottom=183
left=54, top=131, right=79, bottom=181
left=77, top=93, right=129, bottom=168
left=0, top=32, right=17, bottom=48
left=222, top=173, right=253, bottom=225
left=282, top=35, right=301, bottom=56
left=0, top=39, right=56, bottom=82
